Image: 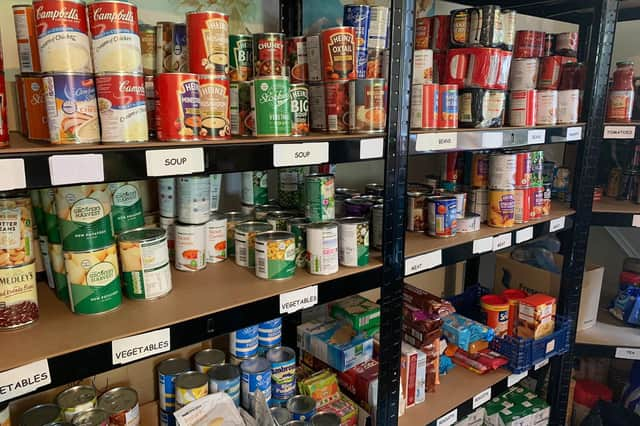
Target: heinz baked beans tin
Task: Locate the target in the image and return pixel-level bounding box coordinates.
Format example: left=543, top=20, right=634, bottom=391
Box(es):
left=325, top=80, right=350, bottom=133
left=43, top=73, right=100, bottom=144
left=508, top=89, right=536, bottom=127
left=290, top=83, right=310, bottom=136
left=0, top=262, right=38, bottom=329
left=199, top=75, right=231, bottom=140
left=287, top=36, right=309, bottom=83
left=253, top=33, right=286, bottom=77
left=229, top=34, right=253, bottom=81
left=306, top=222, right=339, bottom=275
left=57, top=386, right=98, bottom=421
left=20, top=75, right=49, bottom=140
left=97, top=387, right=140, bottom=425
left=155, top=73, right=200, bottom=141
left=349, top=78, right=386, bottom=133
left=255, top=231, right=296, bottom=280
left=254, top=76, right=292, bottom=136
left=12, top=5, right=41, bottom=73
left=187, top=11, right=229, bottom=75
left=320, top=27, right=357, bottom=81
left=34, top=0, right=92, bottom=73
left=96, top=72, right=148, bottom=143
left=488, top=190, right=515, bottom=228
left=175, top=222, right=207, bottom=271
left=88, top=0, right=141, bottom=73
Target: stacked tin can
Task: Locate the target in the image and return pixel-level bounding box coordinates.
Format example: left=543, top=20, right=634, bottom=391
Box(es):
left=0, top=26, right=9, bottom=146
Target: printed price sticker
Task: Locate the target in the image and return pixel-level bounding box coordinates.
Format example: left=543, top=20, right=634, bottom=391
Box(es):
left=280, top=285, right=318, bottom=314
left=615, top=347, right=640, bottom=360
left=0, top=359, right=51, bottom=402
left=146, top=148, right=205, bottom=177
left=527, top=130, right=546, bottom=144
left=437, top=409, right=458, bottom=426
left=566, top=127, right=582, bottom=141
left=360, top=138, right=384, bottom=159
left=473, top=237, right=493, bottom=254
left=534, top=358, right=549, bottom=370
left=632, top=215, right=640, bottom=228
left=508, top=371, right=528, bottom=387
left=549, top=217, right=566, bottom=232
left=546, top=339, right=556, bottom=354
left=404, top=250, right=442, bottom=276
left=0, top=159, right=26, bottom=191
left=49, top=154, right=104, bottom=185
left=493, top=233, right=512, bottom=251
left=604, top=125, right=636, bottom=139
left=415, top=132, right=458, bottom=151
left=482, top=132, right=503, bottom=148
left=274, top=142, right=329, bottom=167
left=473, top=388, right=492, bottom=409
left=112, top=328, right=171, bottom=365
left=516, top=227, right=534, bottom=244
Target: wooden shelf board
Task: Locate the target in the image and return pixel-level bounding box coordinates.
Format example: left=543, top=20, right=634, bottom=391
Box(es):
left=592, top=197, right=640, bottom=214
left=576, top=308, right=640, bottom=348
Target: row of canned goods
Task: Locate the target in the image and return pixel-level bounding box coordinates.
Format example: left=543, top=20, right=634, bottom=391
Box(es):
left=411, top=84, right=581, bottom=129
left=16, top=385, right=140, bottom=426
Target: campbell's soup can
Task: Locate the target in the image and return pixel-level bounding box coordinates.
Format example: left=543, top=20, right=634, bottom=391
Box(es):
left=508, top=90, right=536, bottom=127
left=320, top=27, right=357, bottom=81
left=96, top=73, right=148, bottom=143
left=21, top=75, right=50, bottom=140
left=229, top=34, right=253, bottom=82
left=465, top=48, right=502, bottom=89
left=12, top=5, right=41, bottom=73
left=187, top=11, right=229, bottom=76
left=155, top=73, right=200, bottom=141
left=309, top=83, right=327, bottom=131
left=230, top=81, right=251, bottom=136
left=343, top=5, right=370, bottom=79
left=535, top=90, right=558, bottom=125
left=410, top=83, right=438, bottom=129
left=509, top=58, right=538, bottom=90
left=537, top=56, right=562, bottom=90
left=88, top=0, right=142, bottom=73
left=199, top=75, right=231, bottom=140
left=443, top=48, right=468, bottom=86
left=325, top=80, right=350, bottom=133
left=34, top=0, right=92, bottom=73
left=349, top=79, right=386, bottom=133
left=156, top=22, right=173, bottom=73
left=43, top=73, right=100, bottom=144
left=287, top=36, right=309, bottom=83
left=253, top=33, right=286, bottom=77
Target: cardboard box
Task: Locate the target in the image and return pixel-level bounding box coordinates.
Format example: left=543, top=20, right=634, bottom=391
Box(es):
left=400, top=342, right=427, bottom=408
left=331, top=295, right=380, bottom=331
left=494, top=252, right=604, bottom=331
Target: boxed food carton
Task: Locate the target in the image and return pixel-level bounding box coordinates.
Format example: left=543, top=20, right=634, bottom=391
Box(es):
left=331, top=295, right=381, bottom=331
left=517, top=294, right=556, bottom=340
left=400, top=342, right=427, bottom=408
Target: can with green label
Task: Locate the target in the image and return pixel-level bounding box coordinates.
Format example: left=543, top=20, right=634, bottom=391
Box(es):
left=229, top=34, right=253, bottom=82
left=278, top=167, right=307, bottom=209
left=254, top=76, right=291, bottom=136
left=242, top=171, right=269, bottom=205
left=40, top=188, right=61, bottom=244
left=48, top=242, right=69, bottom=302
left=55, top=185, right=114, bottom=251
left=290, top=83, right=309, bottom=136
left=287, top=217, right=310, bottom=268
left=64, top=244, right=122, bottom=315
left=108, top=181, right=145, bottom=234
left=305, top=173, right=335, bottom=222
left=255, top=231, right=296, bottom=280
left=235, top=221, right=273, bottom=268
left=30, top=190, right=45, bottom=235
left=337, top=217, right=369, bottom=267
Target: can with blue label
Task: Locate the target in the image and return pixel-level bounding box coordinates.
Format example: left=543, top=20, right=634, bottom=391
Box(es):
left=157, top=358, right=190, bottom=412
left=267, top=346, right=296, bottom=403
left=230, top=324, right=259, bottom=357
left=160, top=408, right=176, bottom=426
left=426, top=195, right=457, bottom=238
left=208, top=363, right=241, bottom=406
left=287, top=395, right=317, bottom=420
left=241, top=357, right=272, bottom=410
left=438, top=84, right=459, bottom=128
left=343, top=5, right=370, bottom=79
left=258, top=318, right=282, bottom=348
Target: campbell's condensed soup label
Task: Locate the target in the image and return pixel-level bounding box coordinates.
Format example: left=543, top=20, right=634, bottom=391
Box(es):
left=96, top=73, right=148, bottom=143
left=88, top=0, right=142, bottom=73
left=34, top=0, right=93, bottom=73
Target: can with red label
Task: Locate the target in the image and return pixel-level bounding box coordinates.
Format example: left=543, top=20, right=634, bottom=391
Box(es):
left=537, top=56, right=562, bottom=89
left=309, top=83, right=326, bottom=131
left=286, top=36, right=308, bottom=83
left=442, top=152, right=460, bottom=182
left=443, top=48, right=468, bottom=86
left=253, top=33, right=286, bottom=77
left=21, top=75, right=50, bottom=140
left=439, top=84, right=458, bottom=128
left=509, top=58, right=538, bottom=90
left=529, top=186, right=544, bottom=219
left=12, top=5, right=41, bottom=73
left=366, top=49, right=388, bottom=79
left=325, top=80, right=349, bottom=132
left=95, top=72, right=148, bottom=143
left=430, top=15, right=450, bottom=52
left=15, top=75, right=28, bottom=136
left=229, top=34, right=253, bottom=82
left=199, top=75, right=231, bottom=140
left=555, top=32, right=578, bottom=57
left=514, top=188, right=530, bottom=224
left=349, top=79, right=386, bottom=133
left=494, top=50, right=513, bottom=90
left=410, top=83, right=438, bottom=129
left=466, top=48, right=501, bottom=89
left=187, top=11, right=229, bottom=76
left=535, top=90, right=558, bottom=125
left=450, top=9, right=470, bottom=48
left=514, top=31, right=545, bottom=58
left=320, top=27, right=357, bottom=81
left=230, top=81, right=251, bottom=136
left=290, top=83, right=309, bottom=136
left=33, top=0, right=92, bottom=73
left=515, top=152, right=531, bottom=187
left=0, top=74, right=7, bottom=147
left=155, top=73, right=200, bottom=141
left=415, top=17, right=432, bottom=50
left=413, top=49, right=434, bottom=85
left=88, top=0, right=141, bottom=73
left=508, top=90, right=536, bottom=127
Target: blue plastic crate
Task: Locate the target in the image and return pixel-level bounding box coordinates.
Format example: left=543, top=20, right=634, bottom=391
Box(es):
left=489, top=316, right=571, bottom=374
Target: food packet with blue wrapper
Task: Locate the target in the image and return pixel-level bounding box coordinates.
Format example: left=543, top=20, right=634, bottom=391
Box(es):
left=442, top=313, right=495, bottom=351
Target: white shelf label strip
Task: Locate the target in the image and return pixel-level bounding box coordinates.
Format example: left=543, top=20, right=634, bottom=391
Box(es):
left=534, top=358, right=550, bottom=370
left=273, top=142, right=329, bottom=167
left=565, top=127, right=582, bottom=141
left=437, top=409, right=458, bottom=426
left=508, top=371, right=528, bottom=387
left=0, top=159, right=26, bottom=191
left=527, top=130, right=546, bottom=144
left=549, top=216, right=566, bottom=232
left=146, top=148, right=205, bottom=177
left=515, top=227, right=534, bottom=244
left=280, top=285, right=318, bottom=314
left=49, top=154, right=104, bottom=185
left=473, top=237, right=493, bottom=254
left=0, top=359, right=51, bottom=402
left=112, top=328, right=171, bottom=365
left=632, top=215, right=640, bottom=228
left=473, top=388, right=492, bottom=409
left=615, top=347, right=640, bottom=360
left=415, top=132, right=458, bottom=151
left=604, top=125, right=636, bottom=139
left=493, top=233, right=512, bottom=251
left=404, top=250, right=442, bottom=276
left=360, top=138, right=384, bottom=159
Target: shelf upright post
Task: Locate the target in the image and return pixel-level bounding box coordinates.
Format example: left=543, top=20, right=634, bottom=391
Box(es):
left=548, top=1, right=619, bottom=423
left=377, top=0, right=415, bottom=423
